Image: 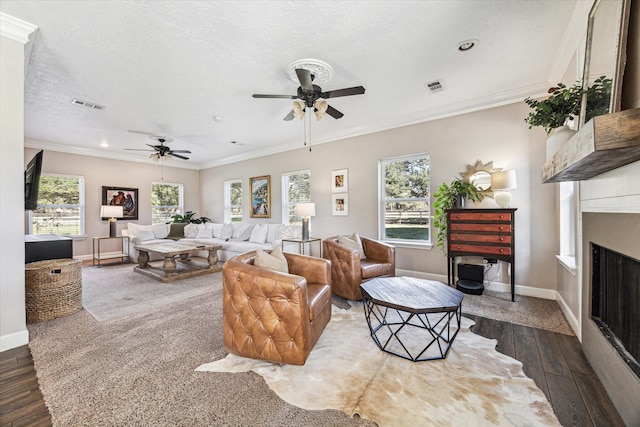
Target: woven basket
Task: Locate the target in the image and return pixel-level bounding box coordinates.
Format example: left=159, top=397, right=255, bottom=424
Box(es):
left=25, top=258, right=82, bottom=323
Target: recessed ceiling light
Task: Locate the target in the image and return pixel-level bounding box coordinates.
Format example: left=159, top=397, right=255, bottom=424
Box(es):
left=457, top=39, right=478, bottom=52
left=99, top=141, right=109, bottom=147
left=212, top=115, right=223, bottom=122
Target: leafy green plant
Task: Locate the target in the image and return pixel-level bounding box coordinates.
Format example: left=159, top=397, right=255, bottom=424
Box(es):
left=524, top=76, right=612, bottom=135
left=168, top=211, right=211, bottom=224
left=433, top=179, right=482, bottom=253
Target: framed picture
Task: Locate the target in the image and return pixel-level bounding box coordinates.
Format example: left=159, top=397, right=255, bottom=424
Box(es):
left=249, top=175, right=271, bottom=218
left=332, top=169, right=348, bottom=193
left=332, top=193, right=348, bottom=216
left=102, top=186, right=138, bottom=220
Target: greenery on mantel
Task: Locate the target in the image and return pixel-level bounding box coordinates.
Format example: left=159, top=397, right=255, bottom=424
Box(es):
left=168, top=211, right=211, bottom=224
left=432, top=179, right=482, bottom=254
left=524, top=76, right=612, bottom=135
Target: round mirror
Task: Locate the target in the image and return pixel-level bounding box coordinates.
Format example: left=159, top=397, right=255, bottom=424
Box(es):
left=469, top=171, right=492, bottom=190
left=460, top=160, right=500, bottom=199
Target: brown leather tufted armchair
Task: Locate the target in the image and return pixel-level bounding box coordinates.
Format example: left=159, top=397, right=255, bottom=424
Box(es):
left=322, top=235, right=395, bottom=300
left=222, top=250, right=332, bottom=366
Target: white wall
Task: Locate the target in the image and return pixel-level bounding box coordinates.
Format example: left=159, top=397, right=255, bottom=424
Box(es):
left=1, top=25, right=31, bottom=351
left=24, top=148, right=201, bottom=257
left=200, top=102, right=557, bottom=293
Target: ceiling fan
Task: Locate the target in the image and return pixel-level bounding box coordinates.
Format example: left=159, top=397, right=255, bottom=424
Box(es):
left=252, top=68, right=365, bottom=121
left=125, top=131, right=191, bottom=160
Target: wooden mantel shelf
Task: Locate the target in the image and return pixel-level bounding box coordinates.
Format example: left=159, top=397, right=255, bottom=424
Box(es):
left=541, top=108, right=640, bottom=183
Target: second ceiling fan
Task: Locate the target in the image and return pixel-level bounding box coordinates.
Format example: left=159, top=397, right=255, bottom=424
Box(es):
left=252, top=68, right=365, bottom=121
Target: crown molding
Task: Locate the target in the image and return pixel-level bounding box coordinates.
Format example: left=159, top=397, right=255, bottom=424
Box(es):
left=0, top=13, right=38, bottom=44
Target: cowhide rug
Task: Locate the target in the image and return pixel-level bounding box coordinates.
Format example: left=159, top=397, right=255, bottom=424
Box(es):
left=197, top=303, right=560, bottom=427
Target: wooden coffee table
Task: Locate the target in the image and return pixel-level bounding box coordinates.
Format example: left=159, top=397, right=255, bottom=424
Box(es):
left=360, top=276, right=463, bottom=362
left=134, top=242, right=222, bottom=282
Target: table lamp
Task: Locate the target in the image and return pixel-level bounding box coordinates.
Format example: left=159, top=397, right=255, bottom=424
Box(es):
left=296, top=202, right=316, bottom=241
left=491, top=170, right=517, bottom=208
left=101, top=205, right=124, bottom=237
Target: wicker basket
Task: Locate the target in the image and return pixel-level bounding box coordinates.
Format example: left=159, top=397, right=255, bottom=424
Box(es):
left=25, top=258, right=82, bottom=323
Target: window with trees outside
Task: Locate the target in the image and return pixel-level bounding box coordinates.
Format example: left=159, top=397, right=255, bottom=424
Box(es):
left=224, top=180, right=243, bottom=223
left=379, top=153, right=430, bottom=245
left=151, top=182, right=183, bottom=224
left=33, top=174, right=85, bottom=236
left=282, top=170, right=311, bottom=225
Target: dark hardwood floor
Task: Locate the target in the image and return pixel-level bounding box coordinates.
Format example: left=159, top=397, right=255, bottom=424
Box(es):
left=0, top=315, right=625, bottom=426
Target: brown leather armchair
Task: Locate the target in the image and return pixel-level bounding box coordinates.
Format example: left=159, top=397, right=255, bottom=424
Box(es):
left=222, top=250, right=332, bottom=366
left=322, top=235, right=395, bottom=300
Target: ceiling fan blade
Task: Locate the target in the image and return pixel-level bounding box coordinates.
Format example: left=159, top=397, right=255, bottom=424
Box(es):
left=169, top=150, right=191, bottom=153
left=326, top=105, right=344, bottom=119
left=252, top=94, right=297, bottom=99
left=171, top=153, right=189, bottom=160
left=147, top=144, right=160, bottom=149
left=283, top=110, right=295, bottom=121
left=322, top=86, right=366, bottom=98
left=295, top=69, right=314, bottom=93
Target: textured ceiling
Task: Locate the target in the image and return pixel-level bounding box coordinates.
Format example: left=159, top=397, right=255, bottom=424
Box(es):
left=1, top=0, right=585, bottom=169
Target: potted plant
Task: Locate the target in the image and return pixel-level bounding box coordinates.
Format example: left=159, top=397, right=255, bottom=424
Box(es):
left=524, top=77, right=612, bottom=159
left=432, top=179, right=482, bottom=253
left=168, top=211, right=211, bottom=224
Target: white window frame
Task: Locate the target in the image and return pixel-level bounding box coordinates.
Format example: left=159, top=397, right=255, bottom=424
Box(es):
left=151, top=181, right=184, bottom=224
left=281, top=169, right=311, bottom=225
left=557, top=181, right=577, bottom=274
left=224, top=179, right=243, bottom=223
left=33, top=173, right=85, bottom=237
left=378, top=153, right=431, bottom=248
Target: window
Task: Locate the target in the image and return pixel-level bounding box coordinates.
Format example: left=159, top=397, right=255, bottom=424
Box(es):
left=224, top=180, right=243, bottom=223
left=33, top=174, right=85, bottom=236
left=379, top=154, right=430, bottom=245
left=281, top=170, right=311, bottom=225
left=559, top=181, right=576, bottom=257
left=151, top=182, right=183, bottom=224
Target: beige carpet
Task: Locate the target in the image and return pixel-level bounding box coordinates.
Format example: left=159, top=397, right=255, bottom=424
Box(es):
left=198, top=303, right=560, bottom=427
left=462, top=289, right=574, bottom=335
left=82, top=261, right=222, bottom=321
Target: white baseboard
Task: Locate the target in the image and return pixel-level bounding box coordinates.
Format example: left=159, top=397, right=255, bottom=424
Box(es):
left=555, top=292, right=581, bottom=339
left=396, top=269, right=557, bottom=300
left=0, top=329, right=29, bottom=352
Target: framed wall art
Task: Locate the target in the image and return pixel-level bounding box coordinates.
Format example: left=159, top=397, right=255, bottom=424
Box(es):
left=249, top=175, right=271, bottom=218
left=102, top=186, right=138, bottom=220
left=331, top=169, right=348, bottom=193
left=332, top=193, right=348, bottom=216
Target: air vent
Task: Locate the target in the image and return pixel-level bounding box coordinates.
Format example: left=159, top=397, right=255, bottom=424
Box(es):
left=425, top=80, right=444, bottom=93
left=71, top=99, right=105, bottom=110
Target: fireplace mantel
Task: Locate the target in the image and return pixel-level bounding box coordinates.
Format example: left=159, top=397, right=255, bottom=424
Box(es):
left=541, top=108, right=640, bottom=183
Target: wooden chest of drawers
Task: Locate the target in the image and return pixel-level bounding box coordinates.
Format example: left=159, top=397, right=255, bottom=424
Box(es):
left=446, top=208, right=517, bottom=301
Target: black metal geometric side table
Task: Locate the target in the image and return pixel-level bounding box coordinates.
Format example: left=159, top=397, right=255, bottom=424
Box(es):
left=360, top=276, right=464, bottom=362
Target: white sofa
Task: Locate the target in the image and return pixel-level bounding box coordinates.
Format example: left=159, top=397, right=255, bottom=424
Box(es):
left=122, top=222, right=302, bottom=263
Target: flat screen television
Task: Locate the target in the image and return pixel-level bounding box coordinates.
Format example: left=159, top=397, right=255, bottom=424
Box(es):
left=25, top=150, right=44, bottom=211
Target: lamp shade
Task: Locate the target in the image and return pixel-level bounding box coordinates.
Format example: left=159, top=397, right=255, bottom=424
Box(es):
left=101, top=205, right=124, bottom=219
left=491, top=170, right=517, bottom=190
left=296, top=202, right=316, bottom=217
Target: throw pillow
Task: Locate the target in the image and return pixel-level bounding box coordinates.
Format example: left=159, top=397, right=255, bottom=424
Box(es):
left=232, top=223, right=255, bottom=241
left=338, top=234, right=366, bottom=259
left=276, top=225, right=294, bottom=240
left=196, top=225, right=213, bottom=239
left=167, top=223, right=186, bottom=240
left=352, top=232, right=367, bottom=260
left=136, top=230, right=156, bottom=242
left=128, top=223, right=151, bottom=237
left=208, top=223, right=224, bottom=238
left=254, top=247, right=289, bottom=274
left=152, top=223, right=169, bottom=239
left=266, top=224, right=282, bottom=243
left=219, top=223, right=234, bottom=241
left=184, top=224, right=199, bottom=238
left=249, top=223, right=268, bottom=243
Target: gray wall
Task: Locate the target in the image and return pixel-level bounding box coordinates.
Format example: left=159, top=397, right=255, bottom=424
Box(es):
left=200, top=102, right=557, bottom=294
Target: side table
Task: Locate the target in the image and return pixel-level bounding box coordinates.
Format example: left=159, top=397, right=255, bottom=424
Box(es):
left=93, top=236, right=129, bottom=266
left=281, top=237, right=322, bottom=256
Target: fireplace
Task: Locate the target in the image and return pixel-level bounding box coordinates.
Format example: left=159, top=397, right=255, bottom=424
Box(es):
left=590, top=244, right=640, bottom=379
left=582, top=212, right=640, bottom=424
